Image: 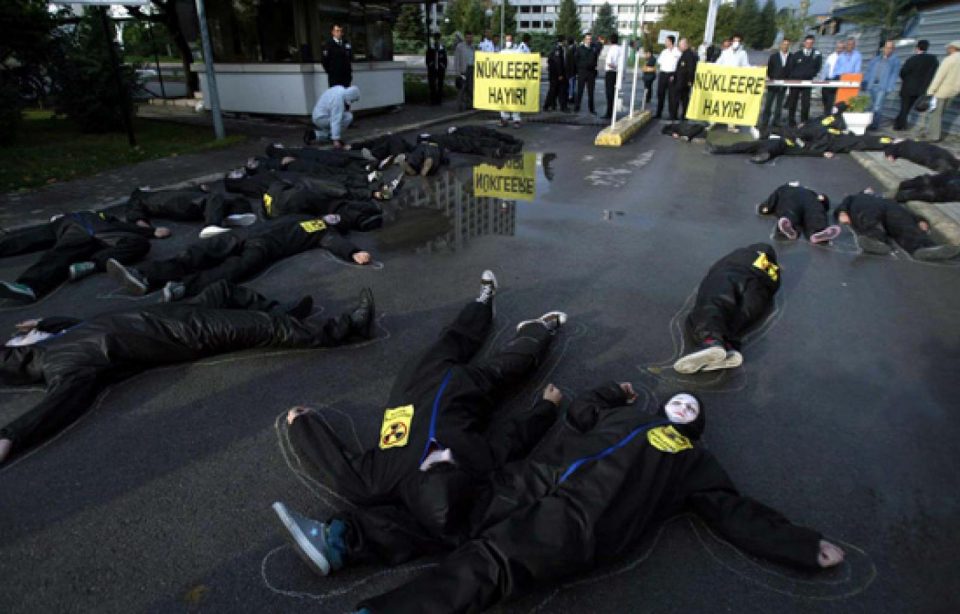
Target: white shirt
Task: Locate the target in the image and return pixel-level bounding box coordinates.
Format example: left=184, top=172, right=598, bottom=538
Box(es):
left=517, top=41, right=531, bottom=53
left=605, top=44, right=622, bottom=72
left=717, top=47, right=750, bottom=67
left=657, top=47, right=681, bottom=72
left=823, top=51, right=840, bottom=79
left=478, top=38, right=495, bottom=52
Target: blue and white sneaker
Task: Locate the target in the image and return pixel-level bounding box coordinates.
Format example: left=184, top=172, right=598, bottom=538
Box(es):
left=0, top=281, right=36, bottom=303
left=271, top=502, right=345, bottom=577
left=106, top=258, right=149, bottom=296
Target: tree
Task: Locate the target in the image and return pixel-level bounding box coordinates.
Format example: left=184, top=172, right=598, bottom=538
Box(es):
left=122, top=18, right=178, bottom=61
left=556, top=0, right=581, bottom=41
left=594, top=2, right=617, bottom=39
left=658, top=0, right=737, bottom=47
left=845, top=0, right=915, bottom=44
left=125, top=1, right=200, bottom=95
left=776, top=5, right=815, bottom=46
left=757, top=0, right=778, bottom=50
left=490, top=0, right=518, bottom=37
left=734, top=0, right=763, bottom=48
left=396, top=5, right=427, bottom=42
left=445, top=0, right=486, bottom=36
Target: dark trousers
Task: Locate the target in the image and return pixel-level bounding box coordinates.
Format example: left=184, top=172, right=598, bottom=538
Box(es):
left=687, top=272, right=776, bottom=348
left=288, top=301, right=554, bottom=560
left=5, top=223, right=149, bottom=297
left=604, top=71, right=617, bottom=117
left=760, top=86, right=786, bottom=127
left=575, top=72, right=596, bottom=113
left=895, top=94, right=920, bottom=130
left=772, top=199, right=829, bottom=237
left=656, top=72, right=675, bottom=118
left=428, top=68, right=445, bottom=105
left=458, top=68, right=474, bottom=111
left=896, top=171, right=960, bottom=203
left=673, top=82, right=692, bottom=120
left=786, top=87, right=812, bottom=125
left=139, top=233, right=278, bottom=296
left=544, top=77, right=567, bottom=111
left=851, top=204, right=935, bottom=254
left=821, top=84, right=837, bottom=115
left=126, top=189, right=251, bottom=227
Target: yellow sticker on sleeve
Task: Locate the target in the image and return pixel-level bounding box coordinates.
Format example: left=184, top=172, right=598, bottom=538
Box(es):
left=647, top=425, right=693, bottom=454
left=263, top=193, right=273, bottom=216
left=752, top=251, right=780, bottom=282
left=379, top=405, right=414, bottom=450
left=299, top=219, right=327, bottom=233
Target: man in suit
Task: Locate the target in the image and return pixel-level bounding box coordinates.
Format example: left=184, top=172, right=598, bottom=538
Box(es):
left=574, top=33, right=599, bottom=114
left=761, top=38, right=792, bottom=128
left=894, top=39, right=939, bottom=130
left=426, top=33, right=448, bottom=106
left=785, top=35, right=823, bottom=126
left=673, top=37, right=699, bottom=119
left=544, top=36, right=569, bottom=112
left=320, top=23, right=352, bottom=88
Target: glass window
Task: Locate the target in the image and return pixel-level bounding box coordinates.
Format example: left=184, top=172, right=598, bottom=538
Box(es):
left=532, top=21, right=541, bottom=27
left=520, top=20, right=530, bottom=28
left=532, top=6, right=541, bottom=12
left=520, top=6, right=530, bottom=12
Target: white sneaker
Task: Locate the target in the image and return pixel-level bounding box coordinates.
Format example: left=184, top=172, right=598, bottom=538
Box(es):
left=224, top=213, right=257, bottom=227
left=516, top=311, right=567, bottom=332
left=750, top=127, right=760, bottom=139
left=477, top=270, right=498, bottom=304
left=673, top=344, right=728, bottom=374
left=702, top=349, right=743, bottom=371
left=199, top=225, right=231, bottom=239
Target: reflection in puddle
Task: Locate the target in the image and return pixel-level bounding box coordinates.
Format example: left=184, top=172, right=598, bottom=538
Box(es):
left=374, top=153, right=554, bottom=254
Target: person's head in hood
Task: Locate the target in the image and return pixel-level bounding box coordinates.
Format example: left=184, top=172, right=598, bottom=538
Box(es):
left=343, top=86, right=360, bottom=105
left=659, top=392, right=705, bottom=440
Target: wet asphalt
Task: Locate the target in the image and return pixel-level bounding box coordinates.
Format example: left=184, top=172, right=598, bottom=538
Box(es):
left=1, top=119, right=958, bottom=613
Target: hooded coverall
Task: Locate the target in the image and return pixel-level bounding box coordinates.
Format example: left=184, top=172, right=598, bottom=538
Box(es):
left=311, top=85, right=361, bottom=141
left=133, top=214, right=363, bottom=297
left=0, top=212, right=152, bottom=298
left=0, top=281, right=365, bottom=457
left=759, top=184, right=831, bottom=238
left=686, top=243, right=781, bottom=351
left=124, top=187, right=252, bottom=227
left=896, top=169, right=960, bottom=203
left=358, top=382, right=823, bottom=613
left=836, top=193, right=936, bottom=254
left=287, top=300, right=556, bottom=556
left=883, top=140, right=959, bottom=173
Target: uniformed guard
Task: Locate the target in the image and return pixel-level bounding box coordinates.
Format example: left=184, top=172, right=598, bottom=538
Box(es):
left=321, top=23, right=353, bottom=88
left=426, top=32, right=447, bottom=106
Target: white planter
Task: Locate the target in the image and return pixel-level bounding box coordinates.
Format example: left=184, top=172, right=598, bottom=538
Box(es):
left=843, top=111, right=874, bottom=135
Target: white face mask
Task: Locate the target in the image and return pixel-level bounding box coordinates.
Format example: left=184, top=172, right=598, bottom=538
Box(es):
left=731, top=41, right=741, bottom=50
left=665, top=394, right=700, bottom=424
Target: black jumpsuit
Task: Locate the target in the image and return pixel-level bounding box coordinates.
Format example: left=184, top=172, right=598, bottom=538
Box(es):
left=0, top=212, right=152, bottom=298
left=883, top=140, right=959, bottom=173
left=358, top=383, right=823, bottom=613
left=135, top=214, right=362, bottom=296
left=896, top=170, right=960, bottom=203
left=288, top=300, right=556, bottom=557
left=125, top=187, right=252, bottom=227
left=686, top=243, right=781, bottom=350
left=0, top=281, right=363, bottom=457
left=759, top=184, right=831, bottom=238
left=835, top=192, right=935, bottom=254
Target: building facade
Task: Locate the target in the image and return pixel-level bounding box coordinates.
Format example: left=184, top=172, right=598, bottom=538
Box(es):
left=429, top=0, right=671, bottom=35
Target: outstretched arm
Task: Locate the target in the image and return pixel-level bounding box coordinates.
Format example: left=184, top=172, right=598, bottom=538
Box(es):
left=566, top=381, right=637, bottom=432
left=491, top=384, right=563, bottom=466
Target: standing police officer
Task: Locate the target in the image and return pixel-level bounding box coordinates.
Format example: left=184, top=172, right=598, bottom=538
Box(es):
left=426, top=33, right=448, bottom=106
left=321, top=23, right=353, bottom=88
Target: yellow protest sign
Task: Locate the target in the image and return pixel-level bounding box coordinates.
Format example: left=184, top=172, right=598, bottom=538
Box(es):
left=686, top=64, right=767, bottom=126
left=473, top=152, right=537, bottom=201
left=473, top=52, right=541, bottom=113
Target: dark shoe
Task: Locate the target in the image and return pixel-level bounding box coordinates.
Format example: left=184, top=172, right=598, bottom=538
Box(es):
left=777, top=217, right=799, bottom=240
left=673, top=341, right=727, bottom=374
left=161, top=281, right=186, bottom=303
left=349, top=288, right=375, bottom=339
left=913, top=244, right=960, bottom=261
left=0, top=281, right=36, bottom=303
left=810, top=225, right=842, bottom=244
left=68, top=261, right=96, bottom=282
left=271, top=502, right=345, bottom=577
left=856, top=235, right=893, bottom=255
left=303, top=129, right=317, bottom=146
left=106, top=258, right=149, bottom=296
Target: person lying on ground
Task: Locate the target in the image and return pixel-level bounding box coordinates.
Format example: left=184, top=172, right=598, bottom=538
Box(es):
left=105, top=213, right=373, bottom=301
left=225, top=167, right=399, bottom=207
left=417, top=126, right=524, bottom=159
left=401, top=139, right=449, bottom=176
left=883, top=139, right=959, bottom=173
left=752, top=102, right=849, bottom=141
left=270, top=271, right=568, bottom=573
left=835, top=188, right=960, bottom=260
left=707, top=133, right=893, bottom=164
left=673, top=243, right=781, bottom=374
left=895, top=169, right=960, bottom=203
left=124, top=186, right=256, bottom=240
left=278, top=384, right=845, bottom=614
left=661, top=122, right=709, bottom=141
left=0, top=280, right=375, bottom=464
left=758, top=182, right=842, bottom=243
left=0, top=211, right=168, bottom=304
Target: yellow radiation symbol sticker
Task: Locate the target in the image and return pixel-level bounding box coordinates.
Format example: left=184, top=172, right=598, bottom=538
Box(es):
left=263, top=193, right=273, bottom=216
left=752, top=251, right=780, bottom=282
left=299, top=219, right=328, bottom=233
left=647, top=425, right=693, bottom=454
left=880, top=137, right=893, bottom=144
left=379, top=405, right=415, bottom=450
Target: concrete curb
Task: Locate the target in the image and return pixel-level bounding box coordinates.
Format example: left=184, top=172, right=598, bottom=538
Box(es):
left=851, top=151, right=960, bottom=246
left=594, top=111, right=653, bottom=147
